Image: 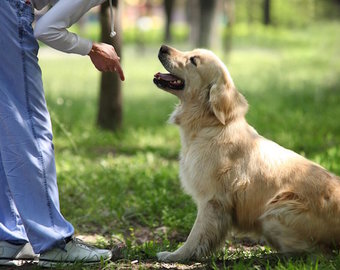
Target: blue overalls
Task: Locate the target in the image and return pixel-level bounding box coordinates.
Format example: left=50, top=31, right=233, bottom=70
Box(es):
left=0, top=0, right=74, bottom=253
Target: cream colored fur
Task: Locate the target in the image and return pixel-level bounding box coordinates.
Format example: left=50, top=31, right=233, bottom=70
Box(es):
left=155, top=46, right=340, bottom=262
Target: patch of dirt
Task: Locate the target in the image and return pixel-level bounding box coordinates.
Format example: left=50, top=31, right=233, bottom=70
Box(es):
left=107, top=261, right=207, bottom=270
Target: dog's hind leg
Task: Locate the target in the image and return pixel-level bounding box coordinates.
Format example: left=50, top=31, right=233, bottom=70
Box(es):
left=157, top=199, right=231, bottom=262
left=261, top=216, right=311, bottom=253
left=260, top=191, right=313, bottom=253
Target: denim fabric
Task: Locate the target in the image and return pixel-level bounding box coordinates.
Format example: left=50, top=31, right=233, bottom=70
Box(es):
left=0, top=0, right=74, bottom=253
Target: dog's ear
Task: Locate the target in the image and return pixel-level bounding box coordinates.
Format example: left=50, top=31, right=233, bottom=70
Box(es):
left=209, top=72, right=248, bottom=125
left=209, top=79, right=231, bottom=125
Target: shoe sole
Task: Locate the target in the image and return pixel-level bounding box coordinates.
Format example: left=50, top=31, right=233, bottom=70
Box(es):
left=38, top=257, right=111, bottom=268
left=0, top=259, right=36, bottom=266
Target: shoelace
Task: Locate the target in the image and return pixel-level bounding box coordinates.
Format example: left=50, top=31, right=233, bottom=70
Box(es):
left=71, top=238, right=96, bottom=251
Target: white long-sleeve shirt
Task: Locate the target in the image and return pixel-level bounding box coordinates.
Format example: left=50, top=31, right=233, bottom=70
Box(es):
left=32, top=0, right=106, bottom=55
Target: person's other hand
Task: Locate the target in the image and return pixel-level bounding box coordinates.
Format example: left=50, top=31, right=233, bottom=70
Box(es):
left=88, top=42, right=125, bottom=81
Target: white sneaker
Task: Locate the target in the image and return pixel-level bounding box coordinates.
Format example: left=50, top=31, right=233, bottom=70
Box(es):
left=38, top=237, right=112, bottom=267
left=0, top=241, right=37, bottom=266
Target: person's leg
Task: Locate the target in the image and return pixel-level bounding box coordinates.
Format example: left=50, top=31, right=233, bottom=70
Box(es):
left=0, top=0, right=74, bottom=254
left=0, top=153, right=28, bottom=245
left=0, top=146, right=36, bottom=266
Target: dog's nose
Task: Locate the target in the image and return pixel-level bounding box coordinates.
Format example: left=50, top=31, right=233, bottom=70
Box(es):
left=159, top=45, right=170, bottom=55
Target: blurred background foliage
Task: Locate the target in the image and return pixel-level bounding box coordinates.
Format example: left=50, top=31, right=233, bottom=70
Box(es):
left=66, top=0, right=340, bottom=46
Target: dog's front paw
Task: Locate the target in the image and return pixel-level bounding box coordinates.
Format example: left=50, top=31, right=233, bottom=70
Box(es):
left=157, top=251, right=176, bottom=262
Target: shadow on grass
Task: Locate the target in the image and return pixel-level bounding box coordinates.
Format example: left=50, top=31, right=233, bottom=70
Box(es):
left=211, top=253, right=300, bottom=269
left=107, top=251, right=340, bottom=269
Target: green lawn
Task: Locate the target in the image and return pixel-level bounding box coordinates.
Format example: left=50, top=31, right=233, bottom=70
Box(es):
left=33, top=22, right=340, bottom=269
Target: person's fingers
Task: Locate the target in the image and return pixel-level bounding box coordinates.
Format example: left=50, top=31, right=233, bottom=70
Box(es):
left=112, top=58, right=125, bottom=80
left=106, top=59, right=125, bottom=80
left=95, top=65, right=104, bottom=72
left=98, top=65, right=107, bottom=72
left=89, top=44, right=124, bottom=79
left=108, top=65, right=116, bottom=73
left=97, top=61, right=109, bottom=72
left=116, top=65, right=125, bottom=81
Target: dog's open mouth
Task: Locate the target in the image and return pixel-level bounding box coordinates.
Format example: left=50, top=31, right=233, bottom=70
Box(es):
left=153, top=72, right=185, bottom=90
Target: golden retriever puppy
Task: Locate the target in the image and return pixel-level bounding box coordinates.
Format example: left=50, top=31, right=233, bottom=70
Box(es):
left=153, top=45, right=340, bottom=262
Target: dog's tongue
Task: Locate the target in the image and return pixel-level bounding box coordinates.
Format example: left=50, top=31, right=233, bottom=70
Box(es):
left=154, top=72, right=180, bottom=82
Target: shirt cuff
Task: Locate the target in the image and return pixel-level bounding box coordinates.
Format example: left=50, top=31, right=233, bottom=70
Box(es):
left=76, top=38, right=93, bottom=56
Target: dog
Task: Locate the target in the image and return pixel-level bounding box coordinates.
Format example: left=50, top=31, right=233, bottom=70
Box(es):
left=153, top=45, right=340, bottom=262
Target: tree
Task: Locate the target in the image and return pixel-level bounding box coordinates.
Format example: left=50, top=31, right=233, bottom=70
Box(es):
left=198, top=0, right=218, bottom=48
left=97, top=0, right=123, bottom=131
left=223, top=0, right=235, bottom=52
left=164, top=0, right=175, bottom=42
left=186, top=0, right=218, bottom=48
left=186, top=0, right=199, bottom=46
left=263, top=0, right=271, bottom=25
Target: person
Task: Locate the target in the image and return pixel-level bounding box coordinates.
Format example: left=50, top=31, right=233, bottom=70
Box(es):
left=0, top=0, right=124, bottom=267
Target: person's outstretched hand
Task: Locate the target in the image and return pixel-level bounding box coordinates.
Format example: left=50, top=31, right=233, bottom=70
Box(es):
left=88, top=42, right=125, bottom=81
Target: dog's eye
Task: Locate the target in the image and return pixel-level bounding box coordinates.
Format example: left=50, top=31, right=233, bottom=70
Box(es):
left=190, top=56, right=197, bottom=67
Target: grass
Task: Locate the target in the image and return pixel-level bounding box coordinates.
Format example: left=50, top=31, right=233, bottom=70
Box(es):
left=11, top=22, right=340, bottom=269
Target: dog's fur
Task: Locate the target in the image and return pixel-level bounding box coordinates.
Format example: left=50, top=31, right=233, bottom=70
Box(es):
left=154, top=45, right=340, bottom=262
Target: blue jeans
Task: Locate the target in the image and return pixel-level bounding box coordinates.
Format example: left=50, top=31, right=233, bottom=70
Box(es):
left=0, top=0, right=74, bottom=253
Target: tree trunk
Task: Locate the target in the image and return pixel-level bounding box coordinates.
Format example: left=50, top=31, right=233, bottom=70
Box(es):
left=186, top=0, right=199, bottom=46
left=247, top=0, right=254, bottom=24
left=263, top=0, right=271, bottom=25
left=97, top=0, right=122, bottom=131
left=197, top=0, right=217, bottom=48
left=164, top=0, right=174, bottom=42
left=223, top=0, right=235, bottom=53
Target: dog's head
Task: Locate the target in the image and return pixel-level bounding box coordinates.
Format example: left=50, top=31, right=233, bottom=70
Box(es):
left=153, top=45, right=248, bottom=126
